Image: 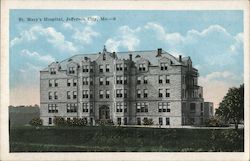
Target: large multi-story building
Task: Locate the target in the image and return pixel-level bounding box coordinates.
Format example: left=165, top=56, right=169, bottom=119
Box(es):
left=40, top=47, right=204, bottom=127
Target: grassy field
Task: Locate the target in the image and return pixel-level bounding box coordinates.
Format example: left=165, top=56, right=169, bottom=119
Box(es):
left=9, top=126, right=244, bottom=152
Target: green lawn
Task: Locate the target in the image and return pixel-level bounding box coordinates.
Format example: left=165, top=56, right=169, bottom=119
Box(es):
left=9, top=126, right=244, bottom=152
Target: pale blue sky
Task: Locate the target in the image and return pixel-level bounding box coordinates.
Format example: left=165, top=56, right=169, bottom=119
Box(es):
left=9, top=10, right=243, bottom=106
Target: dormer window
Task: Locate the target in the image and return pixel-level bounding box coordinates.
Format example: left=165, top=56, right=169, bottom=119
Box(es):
left=139, top=64, right=146, bottom=71
left=50, top=68, right=56, bottom=74
left=160, top=63, right=167, bottom=70
left=69, top=67, right=75, bottom=74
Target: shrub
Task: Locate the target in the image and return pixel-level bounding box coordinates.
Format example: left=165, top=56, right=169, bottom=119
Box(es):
left=53, top=116, right=66, bottom=126
left=97, top=119, right=114, bottom=126
left=71, top=118, right=87, bottom=127
left=29, top=117, right=43, bottom=126
left=210, top=129, right=244, bottom=151
left=205, top=117, right=229, bottom=127
left=143, top=118, right=154, bottom=125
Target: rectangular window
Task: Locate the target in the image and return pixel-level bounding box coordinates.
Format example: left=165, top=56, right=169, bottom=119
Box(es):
left=106, top=77, right=110, bottom=85
left=116, top=102, right=122, bottom=112
left=117, top=117, right=121, bottom=125
left=124, top=117, right=127, bottom=125
left=116, top=89, right=123, bottom=98
left=106, top=64, right=110, bottom=72
left=166, top=89, right=170, bottom=97
left=90, top=90, right=93, bottom=98
left=166, top=118, right=170, bottom=125
left=67, top=91, right=71, bottom=99
left=158, top=102, right=170, bottom=112
left=69, top=67, right=75, bottom=74
left=49, top=80, right=53, bottom=87
left=67, top=79, right=71, bottom=86
left=106, top=90, right=110, bottom=98
left=99, top=77, right=104, bottom=85
left=50, top=68, right=56, bottom=74
left=160, top=63, right=167, bottom=70
left=143, top=76, right=148, bottom=84
left=82, top=90, right=89, bottom=98
left=90, top=65, right=93, bottom=72
left=137, top=89, right=141, bottom=98
left=124, top=76, right=128, bottom=84
left=54, top=79, right=58, bottom=87
left=99, top=65, right=103, bottom=73
left=137, top=76, right=141, bottom=84
left=116, top=76, right=122, bottom=84
left=90, top=103, right=93, bottom=113
left=82, top=77, right=88, bottom=85
left=124, top=89, right=127, bottom=98
left=124, top=102, right=127, bottom=113
left=159, top=117, right=163, bottom=125
left=200, top=103, right=203, bottom=111
left=124, top=64, right=128, bottom=71
left=139, top=64, right=146, bottom=71
left=49, top=92, right=52, bottom=100
left=99, top=90, right=104, bottom=99
left=82, top=103, right=89, bottom=112
left=136, top=102, right=148, bottom=113
left=49, top=118, right=52, bottom=124
left=159, top=89, right=163, bottom=98
left=166, top=75, right=170, bottom=83
left=73, top=91, right=77, bottom=99
left=54, top=92, right=58, bottom=99
left=190, top=103, right=196, bottom=113
left=144, top=89, right=148, bottom=98
left=159, top=76, right=163, bottom=84
left=82, top=65, right=89, bottom=72
left=137, top=118, right=141, bottom=125
left=116, top=64, right=122, bottom=71
left=73, top=79, right=77, bottom=86
left=48, top=104, right=58, bottom=113
left=67, top=103, right=77, bottom=113
left=90, top=77, right=93, bottom=85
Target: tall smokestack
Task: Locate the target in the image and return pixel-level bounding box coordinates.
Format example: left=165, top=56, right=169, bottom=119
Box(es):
left=179, top=55, right=182, bottom=62
left=129, top=54, right=132, bottom=61
left=157, top=48, right=162, bottom=57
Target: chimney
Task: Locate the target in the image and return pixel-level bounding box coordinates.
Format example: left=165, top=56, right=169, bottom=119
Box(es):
left=129, top=54, right=132, bottom=61
left=157, top=48, right=162, bottom=57
left=112, top=52, right=116, bottom=58
left=179, top=55, right=182, bottom=62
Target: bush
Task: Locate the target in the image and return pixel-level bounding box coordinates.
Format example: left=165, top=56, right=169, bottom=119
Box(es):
left=71, top=118, right=87, bottom=127
left=210, top=129, right=244, bottom=151
left=53, top=116, right=66, bottom=126
left=143, top=118, right=154, bottom=125
left=205, top=117, right=229, bottom=127
left=97, top=119, right=114, bottom=126
left=29, top=117, right=43, bottom=126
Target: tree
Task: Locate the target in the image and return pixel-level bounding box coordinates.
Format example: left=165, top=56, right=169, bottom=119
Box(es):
left=29, top=117, right=43, bottom=126
left=216, top=84, right=244, bottom=130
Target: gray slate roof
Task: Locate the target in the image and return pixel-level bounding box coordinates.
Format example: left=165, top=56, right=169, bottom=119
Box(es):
left=41, top=49, right=189, bottom=71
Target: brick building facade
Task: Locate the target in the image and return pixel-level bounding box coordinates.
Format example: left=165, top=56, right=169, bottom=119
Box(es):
left=40, top=47, right=204, bottom=127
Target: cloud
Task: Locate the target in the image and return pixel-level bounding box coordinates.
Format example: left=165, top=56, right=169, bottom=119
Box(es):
left=105, top=26, right=141, bottom=52
left=10, top=25, right=77, bottom=53
left=20, top=49, right=55, bottom=63
left=62, top=22, right=99, bottom=45
left=72, top=26, right=99, bottom=45
left=199, top=71, right=242, bottom=108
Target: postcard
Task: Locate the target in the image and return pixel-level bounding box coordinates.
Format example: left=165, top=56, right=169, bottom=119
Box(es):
left=1, top=0, right=249, bottom=161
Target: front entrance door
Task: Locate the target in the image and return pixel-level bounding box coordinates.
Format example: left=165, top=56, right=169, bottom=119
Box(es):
left=99, top=105, right=110, bottom=120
